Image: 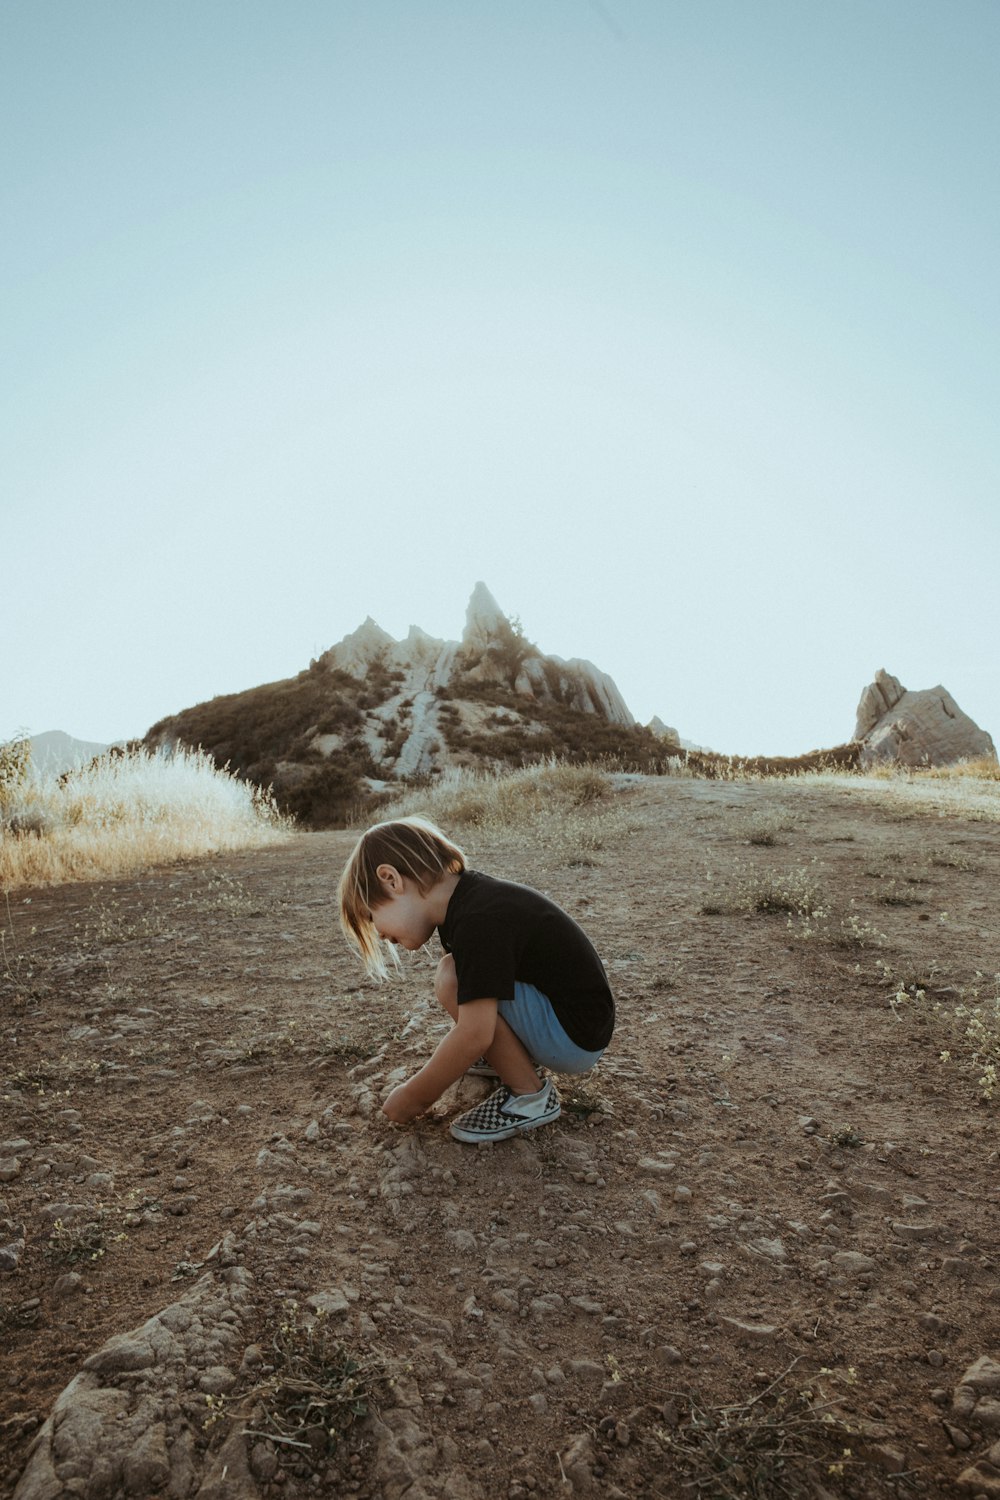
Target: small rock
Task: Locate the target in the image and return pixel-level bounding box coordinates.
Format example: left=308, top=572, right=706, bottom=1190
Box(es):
left=53, top=1272, right=83, bottom=1299
left=831, top=1251, right=876, bottom=1276
left=871, top=1444, right=906, bottom=1473
left=719, top=1317, right=779, bottom=1342
left=943, top=1422, right=973, bottom=1451
left=569, top=1297, right=602, bottom=1316
left=892, top=1221, right=941, bottom=1242
left=307, top=1289, right=349, bottom=1317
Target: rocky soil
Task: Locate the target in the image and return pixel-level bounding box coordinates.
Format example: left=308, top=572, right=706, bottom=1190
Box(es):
left=2, top=776, right=999, bottom=1499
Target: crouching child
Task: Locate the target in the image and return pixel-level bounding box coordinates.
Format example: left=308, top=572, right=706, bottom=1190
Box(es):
left=337, top=817, right=615, bottom=1143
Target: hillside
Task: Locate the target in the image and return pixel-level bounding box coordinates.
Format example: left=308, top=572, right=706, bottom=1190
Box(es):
left=3, top=770, right=1000, bottom=1498
left=145, top=584, right=678, bottom=825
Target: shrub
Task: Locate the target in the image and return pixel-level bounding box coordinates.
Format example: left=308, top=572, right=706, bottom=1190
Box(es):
left=0, top=737, right=31, bottom=806
left=0, top=747, right=289, bottom=890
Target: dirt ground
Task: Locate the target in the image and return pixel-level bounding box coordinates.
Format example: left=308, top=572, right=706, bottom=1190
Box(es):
left=2, top=775, right=999, bottom=1499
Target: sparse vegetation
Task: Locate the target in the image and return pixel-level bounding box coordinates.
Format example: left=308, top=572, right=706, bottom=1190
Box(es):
left=891, top=971, right=1000, bottom=1101
left=0, top=745, right=289, bottom=891
left=702, top=862, right=826, bottom=918
left=222, top=1303, right=386, bottom=1481
left=375, top=760, right=612, bottom=830
left=656, top=1364, right=860, bottom=1500
left=802, top=763, right=1000, bottom=822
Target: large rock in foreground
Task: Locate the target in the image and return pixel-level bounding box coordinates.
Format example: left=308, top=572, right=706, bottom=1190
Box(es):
left=854, top=669, right=996, bottom=769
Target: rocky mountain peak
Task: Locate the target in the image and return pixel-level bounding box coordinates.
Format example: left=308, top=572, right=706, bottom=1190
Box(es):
left=462, top=581, right=509, bottom=648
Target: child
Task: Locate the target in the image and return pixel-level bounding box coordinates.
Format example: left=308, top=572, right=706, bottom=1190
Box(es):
left=338, top=816, right=615, bottom=1143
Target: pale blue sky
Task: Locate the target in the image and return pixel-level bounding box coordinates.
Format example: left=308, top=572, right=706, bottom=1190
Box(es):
left=3, top=1, right=998, bottom=756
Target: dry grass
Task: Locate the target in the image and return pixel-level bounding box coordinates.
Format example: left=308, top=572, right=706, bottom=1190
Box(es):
left=374, top=761, right=611, bottom=829
left=0, top=744, right=290, bottom=891
left=891, top=972, right=1000, bottom=1101
left=701, top=862, right=826, bottom=919
left=372, top=761, right=623, bottom=867
left=655, top=1362, right=860, bottom=1500
left=211, top=1302, right=386, bottom=1482
left=799, top=763, right=1000, bottom=822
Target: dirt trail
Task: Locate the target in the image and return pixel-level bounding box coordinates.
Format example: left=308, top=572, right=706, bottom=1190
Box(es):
left=2, top=777, right=999, bottom=1498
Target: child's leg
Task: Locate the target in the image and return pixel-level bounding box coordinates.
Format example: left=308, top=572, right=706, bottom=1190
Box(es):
left=434, top=956, right=542, bottom=1095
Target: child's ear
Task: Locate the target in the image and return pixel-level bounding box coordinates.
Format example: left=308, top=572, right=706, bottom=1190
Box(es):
left=375, top=863, right=403, bottom=896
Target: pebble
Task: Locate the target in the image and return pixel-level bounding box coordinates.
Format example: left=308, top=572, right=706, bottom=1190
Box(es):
left=892, top=1221, right=942, bottom=1242
left=307, top=1289, right=349, bottom=1316
left=919, top=1313, right=947, bottom=1335
left=719, top=1317, right=779, bottom=1342
left=831, top=1251, right=876, bottom=1276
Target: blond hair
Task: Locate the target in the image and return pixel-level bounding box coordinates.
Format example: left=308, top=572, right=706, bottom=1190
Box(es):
left=338, top=816, right=466, bottom=978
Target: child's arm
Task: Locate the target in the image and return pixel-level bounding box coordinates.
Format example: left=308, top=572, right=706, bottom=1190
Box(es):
left=382, top=998, right=497, bottom=1123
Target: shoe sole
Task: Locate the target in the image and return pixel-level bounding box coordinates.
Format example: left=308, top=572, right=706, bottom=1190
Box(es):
left=450, top=1104, right=561, bottom=1143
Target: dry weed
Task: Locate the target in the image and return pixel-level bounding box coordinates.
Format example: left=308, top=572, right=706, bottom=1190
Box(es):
left=891, top=971, right=1000, bottom=1101
left=702, top=863, right=826, bottom=919
left=655, top=1362, right=860, bottom=1499
left=0, top=747, right=290, bottom=891
left=375, top=761, right=624, bottom=865
left=213, top=1302, right=386, bottom=1481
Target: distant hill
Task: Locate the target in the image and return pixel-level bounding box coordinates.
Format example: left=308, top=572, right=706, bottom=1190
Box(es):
left=146, top=583, right=681, bottom=826
left=29, top=730, right=111, bottom=776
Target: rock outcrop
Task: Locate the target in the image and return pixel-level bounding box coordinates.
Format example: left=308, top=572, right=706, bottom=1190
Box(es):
left=146, top=584, right=676, bottom=825
left=854, top=669, right=996, bottom=769
left=647, top=717, right=681, bottom=748
left=320, top=583, right=634, bottom=730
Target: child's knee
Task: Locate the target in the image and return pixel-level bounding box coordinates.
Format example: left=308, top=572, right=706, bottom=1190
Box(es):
left=434, top=954, right=458, bottom=1014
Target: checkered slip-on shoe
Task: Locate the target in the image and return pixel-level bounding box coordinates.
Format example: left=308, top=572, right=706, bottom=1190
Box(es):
left=450, top=1082, right=561, bottom=1143
left=466, top=1056, right=500, bottom=1079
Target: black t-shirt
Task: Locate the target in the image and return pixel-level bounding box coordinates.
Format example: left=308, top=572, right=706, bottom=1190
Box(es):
left=437, top=870, right=615, bottom=1051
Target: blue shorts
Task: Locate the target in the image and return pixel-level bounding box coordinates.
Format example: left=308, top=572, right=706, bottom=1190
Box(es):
left=500, top=982, right=605, bottom=1074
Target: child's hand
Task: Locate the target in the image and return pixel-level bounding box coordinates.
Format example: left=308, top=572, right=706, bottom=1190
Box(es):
left=382, top=1082, right=421, bottom=1124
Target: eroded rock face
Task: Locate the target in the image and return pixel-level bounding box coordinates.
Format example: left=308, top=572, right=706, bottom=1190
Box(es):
left=854, top=669, right=996, bottom=769
left=318, top=581, right=637, bottom=779
left=321, top=583, right=634, bottom=732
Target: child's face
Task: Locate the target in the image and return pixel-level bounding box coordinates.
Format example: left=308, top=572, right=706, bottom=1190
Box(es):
left=369, top=877, right=437, bottom=952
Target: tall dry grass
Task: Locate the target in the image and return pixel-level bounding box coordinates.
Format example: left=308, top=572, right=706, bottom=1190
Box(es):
left=369, top=761, right=624, bottom=866
left=371, top=760, right=612, bottom=831
left=0, top=744, right=290, bottom=891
